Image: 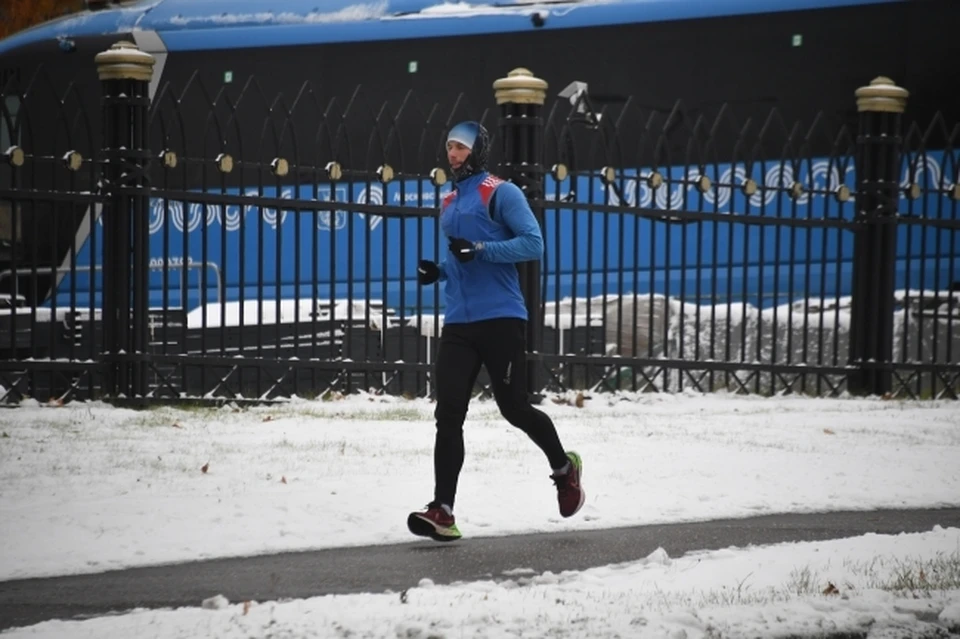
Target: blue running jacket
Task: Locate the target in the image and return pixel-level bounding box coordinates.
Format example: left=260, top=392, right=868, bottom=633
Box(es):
left=437, top=171, right=543, bottom=324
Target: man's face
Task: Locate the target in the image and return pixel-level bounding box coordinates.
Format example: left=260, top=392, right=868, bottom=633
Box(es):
left=446, top=140, right=471, bottom=172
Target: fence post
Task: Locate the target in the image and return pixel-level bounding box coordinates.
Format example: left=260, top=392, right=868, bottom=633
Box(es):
left=493, top=68, right=548, bottom=400
left=849, top=76, right=908, bottom=396
left=95, top=41, right=155, bottom=400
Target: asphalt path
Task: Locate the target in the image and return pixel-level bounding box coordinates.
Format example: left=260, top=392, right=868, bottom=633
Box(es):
left=1, top=507, right=958, bottom=631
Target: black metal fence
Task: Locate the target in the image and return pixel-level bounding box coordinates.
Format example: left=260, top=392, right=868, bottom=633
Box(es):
left=0, top=42, right=957, bottom=405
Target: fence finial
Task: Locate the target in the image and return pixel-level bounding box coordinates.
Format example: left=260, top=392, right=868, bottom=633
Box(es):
left=493, top=68, right=548, bottom=106
left=855, top=76, right=909, bottom=113
left=95, top=41, right=155, bottom=82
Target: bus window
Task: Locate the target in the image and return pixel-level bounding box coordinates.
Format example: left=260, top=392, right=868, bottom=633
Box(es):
left=1, top=93, right=18, bottom=150
left=1, top=94, right=21, bottom=264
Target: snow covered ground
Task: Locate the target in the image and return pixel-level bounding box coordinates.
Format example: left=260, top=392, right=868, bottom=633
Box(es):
left=1, top=392, right=959, bottom=637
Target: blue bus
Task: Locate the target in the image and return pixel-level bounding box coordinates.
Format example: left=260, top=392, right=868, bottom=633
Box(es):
left=1, top=0, right=957, bottom=317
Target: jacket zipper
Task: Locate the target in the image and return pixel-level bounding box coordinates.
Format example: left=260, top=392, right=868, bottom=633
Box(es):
left=454, top=192, right=470, bottom=323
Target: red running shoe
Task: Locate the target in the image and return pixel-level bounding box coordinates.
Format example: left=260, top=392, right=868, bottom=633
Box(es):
left=407, top=502, right=462, bottom=542
left=552, top=451, right=585, bottom=518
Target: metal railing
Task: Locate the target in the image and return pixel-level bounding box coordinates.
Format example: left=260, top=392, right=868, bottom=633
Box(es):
left=0, top=260, right=224, bottom=306
left=0, top=43, right=957, bottom=405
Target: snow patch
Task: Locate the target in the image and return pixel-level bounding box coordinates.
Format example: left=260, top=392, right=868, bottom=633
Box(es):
left=168, top=2, right=389, bottom=27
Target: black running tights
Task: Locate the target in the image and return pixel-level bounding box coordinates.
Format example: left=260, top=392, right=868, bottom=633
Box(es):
left=432, top=318, right=568, bottom=508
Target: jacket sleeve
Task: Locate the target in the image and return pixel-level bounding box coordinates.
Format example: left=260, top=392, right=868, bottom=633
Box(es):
left=476, top=182, right=543, bottom=263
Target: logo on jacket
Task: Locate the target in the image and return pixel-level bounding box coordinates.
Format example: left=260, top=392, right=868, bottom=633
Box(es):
left=479, top=175, right=505, bottom=206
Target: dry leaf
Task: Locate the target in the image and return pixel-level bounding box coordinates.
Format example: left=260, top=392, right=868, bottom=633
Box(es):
left=47, top=398, right=63, bottom=408
left=243, top=601, right=251, bottom=615
left=263, top=416, right=273, bottom=422
left=823, top=428, right=835, bottom=435
left=172, top=422, right=183, bottom=429
left=201, top=462, right=209, bottom=474
left=823, top=582, right=839, bottom=595
left=281, top=476, right=287, bottom=484
left=575, top=392, right=585, bottom=408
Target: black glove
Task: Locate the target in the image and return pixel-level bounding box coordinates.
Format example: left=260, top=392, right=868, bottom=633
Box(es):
left=417, top=259, right=440, bottom=285
left=448, top=237, right=477, bottom=263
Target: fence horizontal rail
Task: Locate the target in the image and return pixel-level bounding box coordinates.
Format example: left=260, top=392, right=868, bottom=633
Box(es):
left=0, top=360, right=102, bottom=372
left=0, top=189, right=104, bottom=205
left=897, top=216, right=960, bottom=230
left=534, top=353, right=854, bottom=376
left=150, top=189, right=440, bottom=219
left=114, top=353, right=433, bottom=373
left=536, top=199, right=861, bottom=229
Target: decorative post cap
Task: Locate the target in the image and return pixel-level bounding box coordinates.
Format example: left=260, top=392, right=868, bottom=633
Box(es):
left=95, top=41, right=155, bottom=82
left=493, top=68, right=548, bottom=106
left=855, top=76, right=909, bottom=114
